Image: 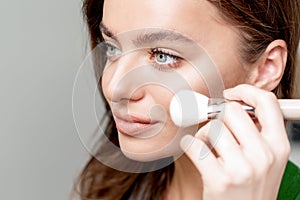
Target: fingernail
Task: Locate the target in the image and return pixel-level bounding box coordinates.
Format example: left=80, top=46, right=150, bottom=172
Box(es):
left=223, top=88, right=238, bottom=100
left=223, top=89, right=231, bottom=98
left=195, top=122, right=211, bottom=138
left=180, top=135, right=194, bottom=150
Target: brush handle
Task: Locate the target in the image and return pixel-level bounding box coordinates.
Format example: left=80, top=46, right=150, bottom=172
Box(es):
left=278, top=99, right=300, bottom=120
left=209, top=100, right=300, bottom=120
left=208, top=100, right=300, bottom=120
left=169, top=90, right=300, bottom=127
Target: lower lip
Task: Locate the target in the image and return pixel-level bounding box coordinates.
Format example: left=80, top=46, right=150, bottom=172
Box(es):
left=114, top=118, right=160, bottom=136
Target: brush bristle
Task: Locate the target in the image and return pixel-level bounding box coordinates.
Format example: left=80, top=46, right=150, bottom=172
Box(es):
left=169, top=90, right=209, bottom=127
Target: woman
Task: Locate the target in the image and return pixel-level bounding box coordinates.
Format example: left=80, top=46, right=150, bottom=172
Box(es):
left=74, top=0, right=300, bottom=199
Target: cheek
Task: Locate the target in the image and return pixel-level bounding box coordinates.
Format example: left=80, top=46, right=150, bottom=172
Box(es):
left=216, top=59, right=249, bottom=89
left=146, top=85, right=173, bottom=119
left=200, top=36, right=249, bottom=89
left=176, top=67, right=211, bottom=97
left=101, top=66, right=115, bottom=102
left=101, top=73, right=109, bottom=100
left=188, top=74, right=210, bottom=96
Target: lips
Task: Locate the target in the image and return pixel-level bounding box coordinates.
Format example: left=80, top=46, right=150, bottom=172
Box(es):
left=113, top=112, right=160, bottom=136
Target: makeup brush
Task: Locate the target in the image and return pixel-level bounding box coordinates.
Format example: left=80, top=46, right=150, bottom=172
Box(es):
left=169, top=90, right=300, bottom=127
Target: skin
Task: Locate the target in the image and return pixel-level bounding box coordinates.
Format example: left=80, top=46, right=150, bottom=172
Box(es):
left=101, top=0, right=290, bottom=199
left=102, top=0, right=247, bottom=159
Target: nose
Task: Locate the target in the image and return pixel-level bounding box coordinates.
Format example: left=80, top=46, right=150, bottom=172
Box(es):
left=102, top=52, right=145, bottom=103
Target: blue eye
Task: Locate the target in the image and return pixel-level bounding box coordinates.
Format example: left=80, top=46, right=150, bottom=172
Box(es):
left=150, top=48, right=181, bottom=70
left=105, top=43, right=121, bottom=61
left=155, top=52, right=174, bottom=64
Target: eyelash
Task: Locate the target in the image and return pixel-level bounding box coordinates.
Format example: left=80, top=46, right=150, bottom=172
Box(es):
left=101, top=39, right=183, bottom=71
left=148, top=48, right=182, bottom=71
left=103, top=42, right=122, bottom=62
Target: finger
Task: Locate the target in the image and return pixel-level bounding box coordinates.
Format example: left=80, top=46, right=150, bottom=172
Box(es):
left=197, top=120, right=250, bottom=169
left=221, top=101, right=264, bottom=151
left=223, top=85, right=286, bottom=140
left=195, top=120, right=256, bottom=184
left=180, top=135, right=224, bottom=182
left=223, top=85, right=291, bottom=169
left=197, top=119, right=241, bottom=157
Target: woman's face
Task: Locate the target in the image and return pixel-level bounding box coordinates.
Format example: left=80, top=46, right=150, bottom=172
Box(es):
left=101, top=0, right=252, bottom=161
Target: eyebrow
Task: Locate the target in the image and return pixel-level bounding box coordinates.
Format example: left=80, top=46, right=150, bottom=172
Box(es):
left=133, top=30, right=192, bottom=46
left=100, top=22, right=115, bottom=38
left=99, top=22, right=192, bottom=46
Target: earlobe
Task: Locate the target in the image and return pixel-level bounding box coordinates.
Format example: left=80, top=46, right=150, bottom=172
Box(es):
left=253, top=40, right=287, bottom=91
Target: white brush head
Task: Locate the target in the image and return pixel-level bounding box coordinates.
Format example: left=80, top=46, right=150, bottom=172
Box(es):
left=169, top=90, right=209, bottom=127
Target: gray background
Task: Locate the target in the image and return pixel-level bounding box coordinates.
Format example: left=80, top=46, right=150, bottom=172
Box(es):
left=0, top=0, right=299, bottom=200
left=0, top=0, right=89, bottom=199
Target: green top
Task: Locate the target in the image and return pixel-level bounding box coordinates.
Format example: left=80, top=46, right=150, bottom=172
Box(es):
left=277, top=161, right=300, bottom=200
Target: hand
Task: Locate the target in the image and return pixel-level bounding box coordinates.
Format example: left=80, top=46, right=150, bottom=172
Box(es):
left=181, top=84, right=290, bottom=200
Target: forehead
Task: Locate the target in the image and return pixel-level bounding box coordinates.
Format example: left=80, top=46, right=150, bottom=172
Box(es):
left=102, top=0, right=243, bottom=75
left=102, top=0, right=222, bottom=41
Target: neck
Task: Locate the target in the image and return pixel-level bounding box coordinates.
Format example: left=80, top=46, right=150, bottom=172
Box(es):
left=166, top=155, right=203, bottom=200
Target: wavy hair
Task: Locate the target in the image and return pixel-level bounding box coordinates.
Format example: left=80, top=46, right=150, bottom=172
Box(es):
left=73, top=0, right=300, bottom=199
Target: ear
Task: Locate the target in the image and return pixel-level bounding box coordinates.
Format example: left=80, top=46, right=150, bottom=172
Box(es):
left=252, top=40, right=287, bottom=91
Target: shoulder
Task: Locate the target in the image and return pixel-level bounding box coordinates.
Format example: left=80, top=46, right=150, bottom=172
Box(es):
left=277, top=161, right=300, bottom=200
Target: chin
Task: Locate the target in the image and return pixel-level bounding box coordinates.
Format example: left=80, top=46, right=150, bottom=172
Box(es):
left=120, top=145, right=183, bottom=162
left=118, top=126, right=197, bottom=162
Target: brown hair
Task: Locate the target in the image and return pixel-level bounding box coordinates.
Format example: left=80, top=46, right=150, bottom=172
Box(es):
left=208, top=0, right=300, bottom=98
left=74, top=0, right=300, bottom=199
